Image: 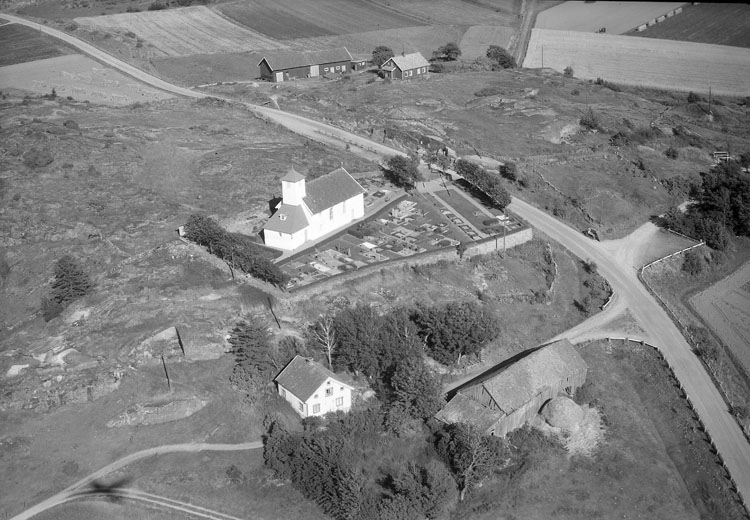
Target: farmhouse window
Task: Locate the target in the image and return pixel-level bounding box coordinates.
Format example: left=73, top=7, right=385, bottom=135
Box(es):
left=324, top=67, right=329, bottom=72
left=326, top=387, right=333, bottom=397
left=313, top=404, right=320, bottom=414
left=336, top=66, right=340, bottom=71
left=336, top=397, right=344, bottom=406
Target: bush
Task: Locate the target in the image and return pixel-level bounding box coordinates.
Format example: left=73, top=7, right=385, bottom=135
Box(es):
left=665, top=146, right=679, bottom=159
left=430, top=62, right=445, bottom=73
left=681, top=249, right=704, bottom=275
left=486, top=45, right=516, bottom=69
left=474, top=86, right=503, bottom=97
left=580, top=107, right=600, bottom=131
left=563, top=66, right=574, bottom=77
left=687, top=91, right=701, bottom=103
left=148, top=1, right=167, bottom=10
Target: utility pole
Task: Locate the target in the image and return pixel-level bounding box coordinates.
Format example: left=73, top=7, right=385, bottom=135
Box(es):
left=503, top=224, right=507, bottom=257
left=708, top=86, right=712, bottom=115
left=541, top=46, right=544, bottom=68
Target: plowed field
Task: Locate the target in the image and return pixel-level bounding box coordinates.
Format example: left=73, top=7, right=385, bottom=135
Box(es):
left=0, top=54, right=173, bottom=105
left=216, top=0, right=425, bottom=40
left=629, top=3, right=750, bottom=48
left=523, top=29, right=750, bottom=97
left=535, top=1, right=685, bottom=34
left=0, top=23, right=74, bottom=67
left=369, top=0, right=519, bottom=26
left=74, top=6, right=286, bottom=57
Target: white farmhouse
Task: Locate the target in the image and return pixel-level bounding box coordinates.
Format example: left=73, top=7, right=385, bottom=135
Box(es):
left=263, top=167, right=366, bottom=251
left=274, top=355, right=354, bottom=418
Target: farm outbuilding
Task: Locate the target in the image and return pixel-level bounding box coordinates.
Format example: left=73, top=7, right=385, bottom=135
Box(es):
left=435, top=339, right=588, bottom=437
left=380, top=52, right=430, bottom=80
left=258, top=48, right=353, bottom=82
left=350, top=55, right=370, bottom=71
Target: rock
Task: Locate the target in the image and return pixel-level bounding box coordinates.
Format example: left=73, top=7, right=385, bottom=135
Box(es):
left=541, top=396, right=585, bottom=432
left=6, top=364, right=29, bottom=377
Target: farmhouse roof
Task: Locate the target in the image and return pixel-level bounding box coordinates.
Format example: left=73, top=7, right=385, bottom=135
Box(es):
left=264, top=203, right=309, bottom=234
left=435, top=393, right=505, bottom=431
left=473, top=339, right=588, bottom=414
left=303, top=167, right=365, bottom=214
left=383, top=52, right=429, bottom=71
left=274, top=355, right=351, bottom=402
left=281, top=167, right=305, bottom=183
left=259, top=47, right=352, bottom=71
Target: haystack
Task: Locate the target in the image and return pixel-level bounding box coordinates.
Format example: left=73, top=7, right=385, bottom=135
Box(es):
left=541, top=396, right=585, bottom=432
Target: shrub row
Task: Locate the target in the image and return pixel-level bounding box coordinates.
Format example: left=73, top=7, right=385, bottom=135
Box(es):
left=454, top=159, right=511, bottom=210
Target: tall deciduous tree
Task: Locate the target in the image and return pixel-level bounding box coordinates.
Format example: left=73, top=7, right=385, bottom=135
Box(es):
left=435, top=42, right=462, bottom=61
left=383, top=155, right=423, bottom=189
left=313, top=315, right=337, bottom=369
left=372, top=45, right=395, bottom=67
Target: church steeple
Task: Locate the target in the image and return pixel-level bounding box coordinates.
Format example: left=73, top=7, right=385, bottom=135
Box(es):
left=281, top=167, right=306, bottom=205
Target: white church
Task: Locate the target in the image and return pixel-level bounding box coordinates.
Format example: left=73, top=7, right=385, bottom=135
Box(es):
left=263, top=167, right=366, bottom=251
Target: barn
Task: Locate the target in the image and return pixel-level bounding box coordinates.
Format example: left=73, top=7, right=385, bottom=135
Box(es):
left=258, top=48, right=353, bottom=82
left=435, top=339, right=588, bottom=437
left=380, top=52, right=430, bottom=80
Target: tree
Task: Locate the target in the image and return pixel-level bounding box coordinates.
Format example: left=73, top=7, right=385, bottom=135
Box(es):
left=563, top=65, right=574, bottom=77
left=687, top=91, right=701, bottom=103
left=682, top=249, right=704, bottom=275
left=434, top=423, right=508, bottom=500
left=332, top=304, right=380, bottom=375
left=372, top=46, right=395, bottom=68
left=383, top=155, right=423, bottom=189
left=435, top=42, right=461, bottom=61
left=313, top=315, right=337, bottom=369
left=485, top=180, right=511, bottom=210
left=228, top=317, right=275, bottom=377
left=498, top=161, right=518, bottom=181
left=388, top=460, right=458, bottom=518
left=389, top=355, right=444, bottom=421
left=486, top=45, right=516, bottom=69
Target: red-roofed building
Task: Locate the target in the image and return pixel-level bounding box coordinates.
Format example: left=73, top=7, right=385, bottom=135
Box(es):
left=274, top=355, right=354, bottom=417
left=263, top=167, right=366, bottom=251
left=380, top=52, right=430, bottom=80
left=258, top=48, right=353, bottom=82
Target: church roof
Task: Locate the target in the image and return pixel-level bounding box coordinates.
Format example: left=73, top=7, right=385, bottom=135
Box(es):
left=281, top=168, right=305, bottom=183
left=303, top=167, right=365, bottom=214
left=263, top=203, right=309, bottom=234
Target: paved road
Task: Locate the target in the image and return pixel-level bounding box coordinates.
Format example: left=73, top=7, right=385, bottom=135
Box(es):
left=11, top=441, right=262, bottom=520
left=6, top=12, right=750, bottom=512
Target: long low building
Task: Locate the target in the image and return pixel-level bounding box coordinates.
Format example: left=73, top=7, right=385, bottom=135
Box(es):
left=435, top=339, right=588, bottom=437
left=258, top=48, right=353, bottom=82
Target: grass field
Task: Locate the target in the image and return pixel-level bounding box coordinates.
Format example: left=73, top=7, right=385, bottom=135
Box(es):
left=74, top=6, right=287, bottom=57
left=459, top=25, right=516, bottom=59
left=0, top=23, right=74, bottom=67
left=523, top=29, right=750, bottom=97
left=0, top=54, right=173, bottom=105
left=369, top=0, right=521, bottom=26
left=535, top=1, right=685, bottom=34
left=628, top=3, right=750, bottom=48
left=216, top=0, right=425, bottom=40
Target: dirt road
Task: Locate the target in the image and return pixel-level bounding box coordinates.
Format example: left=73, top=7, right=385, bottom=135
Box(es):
left=5, top=12, right=750, bottom=513
left=10, top=441, right=262, bottom=520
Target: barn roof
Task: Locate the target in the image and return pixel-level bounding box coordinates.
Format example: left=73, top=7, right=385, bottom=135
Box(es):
left=259, top=48, right=352, bottom=71
left=263, top=203, right=309, bottom=234
left=303, top=167, right=365, bottom=214
left=274, top=355, right=351, bottom=402
left=435, top=393, right=505, bottom=431
left=474, top=339, right=588, bottom=414
left=383, top=52, right=429, bottom=72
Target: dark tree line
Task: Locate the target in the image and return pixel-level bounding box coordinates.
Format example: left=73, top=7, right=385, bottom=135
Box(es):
left=659, top=159, right=750, bottom=250
left=184, top=214, right=288, bottom=287
left=454, top=159, right=512, bottom=210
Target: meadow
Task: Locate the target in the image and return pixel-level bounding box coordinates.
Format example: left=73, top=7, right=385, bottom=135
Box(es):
left=523, top=29, right=750, bottom=97
left=0, top=23, right=74, bottom=67
left=74, top=6, right=287, bottom=57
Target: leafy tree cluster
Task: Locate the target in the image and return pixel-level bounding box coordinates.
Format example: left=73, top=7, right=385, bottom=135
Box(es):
left=659, top=160, right=750, bottom=250
left=579, top=107, right=601, bottom=131
left=455, top=159, right=512, bottom=210
left=372, top=45, right=395, bottom=68
left=383, top=155, right=423, bottom=189
left=434, top=42, right=462, bottom=61
left=412, top=301, right=499, bottom=365
left=42, top=256, right=94, bottom=321
left=330, top=305, right=443, bottom=424
left=184, top=214, right=288, bottom=287
left=265, top=410, right=460, bottom=519
left=227, top=317, right=302, bottom=401
left=486, top=45, right=516, bottom=69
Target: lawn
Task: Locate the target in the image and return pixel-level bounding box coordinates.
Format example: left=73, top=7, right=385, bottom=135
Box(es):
left=216, top=0, right=426, bottom=40
left=628, top=3, right=750, bottom=48
left=0, top=23, right=74, bottom=67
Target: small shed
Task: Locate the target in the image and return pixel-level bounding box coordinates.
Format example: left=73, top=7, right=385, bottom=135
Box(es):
left=380, top=52, right=430, bottom=80
left=258, top=48, right=353, bottom=82
left=435, top=339, right=588, bottom=437
left=350, top=55, right=370, bottom=71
